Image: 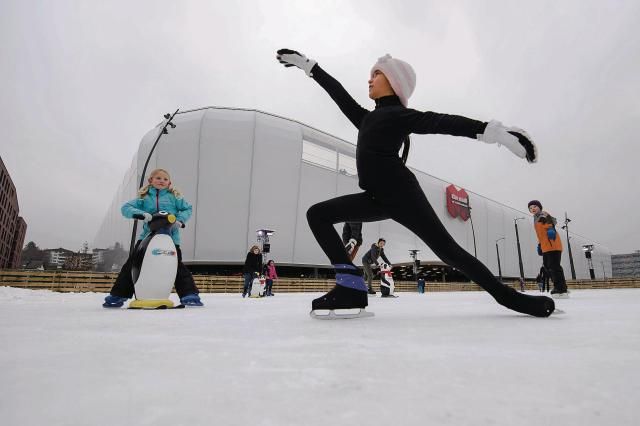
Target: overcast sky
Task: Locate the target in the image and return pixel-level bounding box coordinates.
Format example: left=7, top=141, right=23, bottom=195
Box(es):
left=2, top=0, right=639, bottom=254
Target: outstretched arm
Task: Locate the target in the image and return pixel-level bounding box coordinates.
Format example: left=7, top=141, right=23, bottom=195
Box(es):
left=276, top=49, right=369, bottom=129
left=401, top=109, right=537, bottom=163
left=402, top=109, right=487, bottom=139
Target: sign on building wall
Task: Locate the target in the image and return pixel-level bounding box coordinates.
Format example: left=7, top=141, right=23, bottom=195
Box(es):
left=446, top=184, right=470, bottom=221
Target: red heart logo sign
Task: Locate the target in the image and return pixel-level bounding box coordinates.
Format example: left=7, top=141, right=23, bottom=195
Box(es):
left=446, top=184, right=470, bottom=221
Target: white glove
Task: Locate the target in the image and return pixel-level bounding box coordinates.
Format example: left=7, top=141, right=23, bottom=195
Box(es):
left=477, top=120, right=538, bottom=163
left=276, top=48, right=317, bottom=77
left=142, top=212, right=153, bottom=222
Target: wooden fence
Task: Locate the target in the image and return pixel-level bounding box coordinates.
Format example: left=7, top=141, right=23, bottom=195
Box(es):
left=1, top=269, right=639, bottom=294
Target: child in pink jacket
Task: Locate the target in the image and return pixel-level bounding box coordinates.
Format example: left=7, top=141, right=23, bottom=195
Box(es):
left=265, top=260, right=278, bottom=297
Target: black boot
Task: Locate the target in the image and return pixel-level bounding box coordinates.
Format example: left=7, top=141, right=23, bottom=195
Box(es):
left=495, top=284, right=555, bottom=317
left=312, top=285, right=368, bottom=311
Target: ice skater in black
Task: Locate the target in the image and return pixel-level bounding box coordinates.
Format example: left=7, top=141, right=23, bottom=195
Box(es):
left=276, top=49, right=554, bottom=318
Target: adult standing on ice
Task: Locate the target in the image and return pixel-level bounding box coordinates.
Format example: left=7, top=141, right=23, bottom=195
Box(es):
left=361, top=238, right=392, bottom=295
left=276, top=48, right=554, bottom=318
left=242, top=245, right=263, bottom=298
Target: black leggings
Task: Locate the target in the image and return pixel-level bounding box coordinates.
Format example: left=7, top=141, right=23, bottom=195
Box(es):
left=307, top=189, right=509, bottom=300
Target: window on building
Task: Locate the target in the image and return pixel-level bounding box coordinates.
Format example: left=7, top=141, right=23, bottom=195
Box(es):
left=302, top=140, right=337, bottom=171
left=338, top=153, right=357, bottom=176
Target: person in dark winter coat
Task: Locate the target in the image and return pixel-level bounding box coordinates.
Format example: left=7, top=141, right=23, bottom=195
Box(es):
left=242, top=245, right=263, bottom=297
left=276, top=48, right=554, bottom=318
left=361, top=238, right=392, bottom=294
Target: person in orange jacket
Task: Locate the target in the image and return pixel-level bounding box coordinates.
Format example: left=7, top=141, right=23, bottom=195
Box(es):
left=528, top=200, right=569, bottom=298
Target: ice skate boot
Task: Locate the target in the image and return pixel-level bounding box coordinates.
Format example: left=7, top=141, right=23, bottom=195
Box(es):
left=102, top=295, right=128, bottom=308
left=180, top=293, right=204, bottom=306
left=495, top=284, right=556, bottom=317
left=310, top=264, right=374, bottom=320
left=551, top=288, right=570, bottom=299
left=344, top=238, right=362, bottom=262
left=344, top=238, right=357, bottom=255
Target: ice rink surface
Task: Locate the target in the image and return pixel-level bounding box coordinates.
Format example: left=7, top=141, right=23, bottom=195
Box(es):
left=1, top=287, right=638, bottom=426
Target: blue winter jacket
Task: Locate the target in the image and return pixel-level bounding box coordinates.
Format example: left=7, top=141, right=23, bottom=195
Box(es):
left=121, top=187, right=192, bottom=245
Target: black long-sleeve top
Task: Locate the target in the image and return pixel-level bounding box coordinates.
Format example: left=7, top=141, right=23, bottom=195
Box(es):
left=242, top=252, right=263, bottom=274
left=311, top=65, right=487, bottom=193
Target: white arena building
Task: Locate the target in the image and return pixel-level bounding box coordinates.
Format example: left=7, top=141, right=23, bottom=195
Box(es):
left=94, top=107, right=612, bottom=280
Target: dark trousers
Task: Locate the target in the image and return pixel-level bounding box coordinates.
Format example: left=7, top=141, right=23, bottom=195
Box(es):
left=243, top=273, right=255, bottom=295
left=110, top=244, right=198, bottom=299
left=306, top=189, right=515, bottom=303
left=542, top=250, right=567, bottom=292
left=362, top=262, right=375, bottom=291
left=265, top=278, right=274, bottom=295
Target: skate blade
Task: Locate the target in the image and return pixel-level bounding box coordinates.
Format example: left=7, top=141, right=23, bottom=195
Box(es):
left=309, top=308, right=374, bottom=320
left=128, top=304, right=185, bottom=310
left=552, top=308, right=566, bottom=314
left=551, top=293, right=570, bottom=299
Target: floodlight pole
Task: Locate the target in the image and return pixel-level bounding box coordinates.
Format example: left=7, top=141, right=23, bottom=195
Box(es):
left=514, top=218, right=526, bottom=281
left=495, top=237, right=505, bottom=280
left=562, top=212, right=577, bottom=280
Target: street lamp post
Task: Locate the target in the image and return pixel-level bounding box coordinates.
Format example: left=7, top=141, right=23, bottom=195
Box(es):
left=409, top=249, right=422, bottom=293
left=514, top=217, right=526, bottom=281
left=256, top=229, right=275, bottom=254
left=129, top=109, right=180, bottom=255
left=495, top=237, right=505, bottom=280
left=582, top=244, right=596, bottom=280
left=409, top=250, right=421, bottom=279
left=561, top=212, right=577, bottom=280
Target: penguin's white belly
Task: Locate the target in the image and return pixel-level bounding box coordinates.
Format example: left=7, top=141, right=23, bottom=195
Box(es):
left=134, top=234, right=178, bottom=299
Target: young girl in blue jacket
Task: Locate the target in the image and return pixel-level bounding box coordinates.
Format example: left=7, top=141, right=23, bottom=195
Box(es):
left=103, top=168, right=203, bottom=307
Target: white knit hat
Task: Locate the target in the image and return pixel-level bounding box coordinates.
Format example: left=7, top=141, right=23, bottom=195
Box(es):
left=370, top=54, right=416, bottom=107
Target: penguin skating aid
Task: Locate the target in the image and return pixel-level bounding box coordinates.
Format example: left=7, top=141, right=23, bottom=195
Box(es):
left=249, top=273, right=266, bottom=298
left=379, top=263, right=397, bottom=298
left=128, top=212, right=182, bottom=309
